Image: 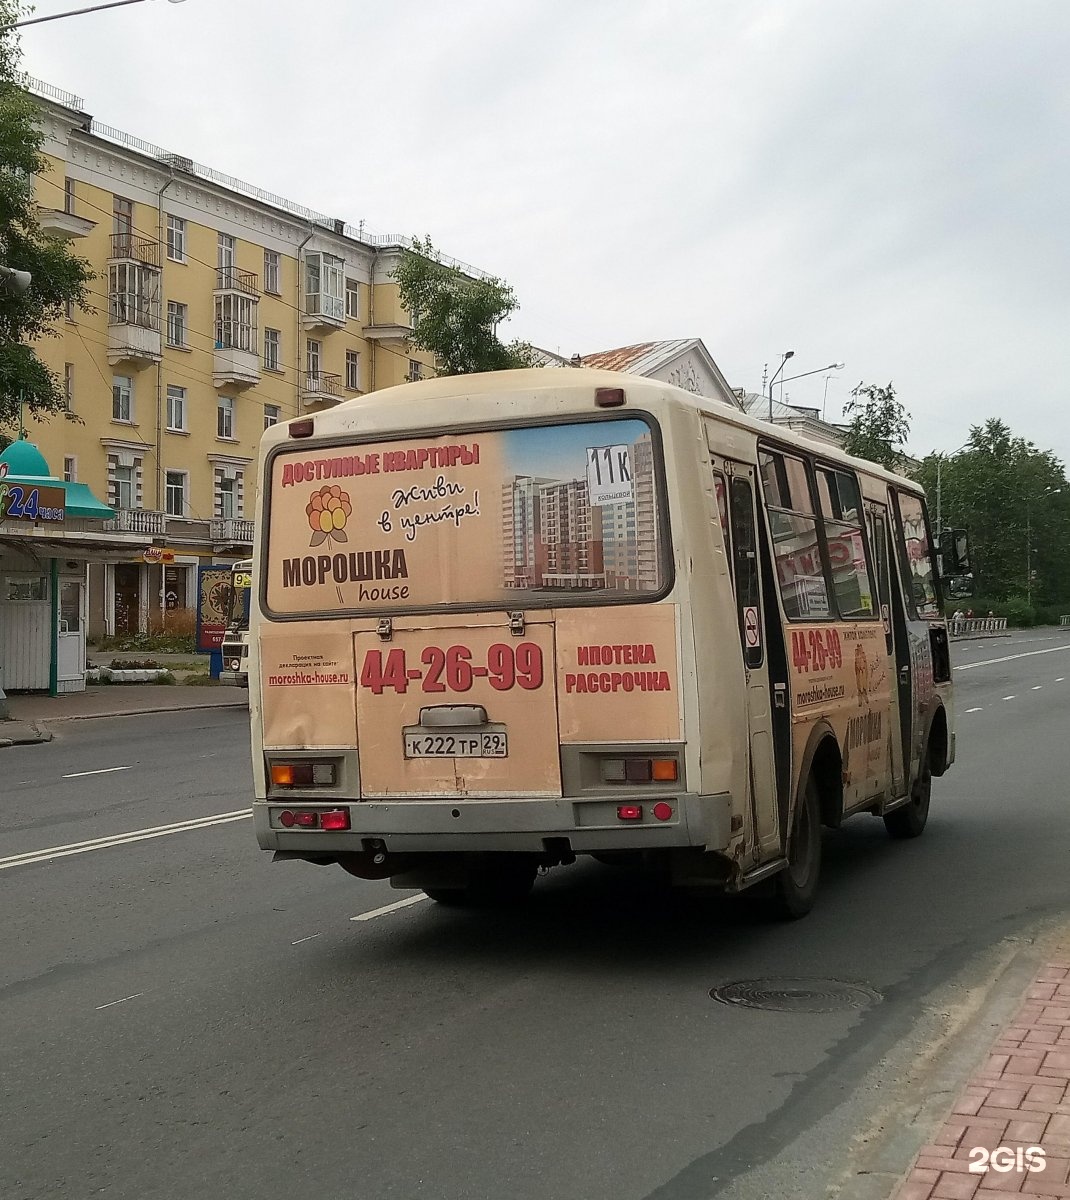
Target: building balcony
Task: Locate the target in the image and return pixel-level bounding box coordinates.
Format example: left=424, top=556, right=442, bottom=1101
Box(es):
left=213, top=341, right=261, bottom=389
left=110, top=233, right=160, bottom=267
left=107, top=300, right=162, bottom=367
left=303, top=291, right=345, bottom=330
left=301, top=372, right=343, bottom=409
left=364, top=322, right=414, bottom=343
left=215, top=266, right=260, bottom=296
left=38, top=208, right=95, bottom=239
left=104, top=508, right=167, bottom=536
left=211, top=517, right=255, bottom=545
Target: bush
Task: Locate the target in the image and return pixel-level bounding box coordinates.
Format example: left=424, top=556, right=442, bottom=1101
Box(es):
left=1003, top=596, right=1035, bottom=627
left=109, top=658, right=160, bottom=670
left=92, top=632, right=196, bottom=654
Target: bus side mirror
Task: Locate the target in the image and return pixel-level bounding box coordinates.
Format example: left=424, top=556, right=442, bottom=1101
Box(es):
left=939, top=528, right=970, bottom=575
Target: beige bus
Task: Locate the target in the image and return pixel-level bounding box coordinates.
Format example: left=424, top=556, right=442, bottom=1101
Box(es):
left=249, top=369, right=964, bottom=917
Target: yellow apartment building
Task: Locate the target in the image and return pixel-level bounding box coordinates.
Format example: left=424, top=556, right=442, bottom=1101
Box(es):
left=21, top=77, right=480, bottom=639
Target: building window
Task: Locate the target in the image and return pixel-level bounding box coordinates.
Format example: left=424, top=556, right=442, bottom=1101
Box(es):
left=345, top=278, right=360, bottom=320
left=113, top=194, right=133, bottom=237
left=264, top=404, right=280, bottom=430
left=63, top=362, right=73, bottom=411
left=217, top=476, right=236, bottom=520
left=166, top=385, right=186, bottom=432
left=264, top=248, right=280, bottom=295
left=112, top=375, right=133, bottom=423
left=109, top=262, right=160, bottom=329
left=215, top=293, right=257, bottom=352
left=113, top=464, right=134, bottom=510
left=165, top=471, right=187, bottom=517
left=217, top=394, right=235, bottom=440
left=64, top=177, right=75, bottom=215
left=65, top=297, right=74, bottom=322
left=263, top=327, right=280, bottom=371
left=306, top=338, right=321, bottom=380
left=166, top=300, right=187, bottom=348
left=63, top=456, right=77, bottom=483
left=305, top=251, right=344, bottom=321
left=218, top=232, right=235, bottom=270
left=166, top=214, right=186, bottom=263
left=345, top=349, right=361, bottom=391
left=407, top=359, right=423, bottom=382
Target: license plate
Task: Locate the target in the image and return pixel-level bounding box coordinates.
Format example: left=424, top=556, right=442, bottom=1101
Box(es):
left=403, top=730, right=508, bottom=758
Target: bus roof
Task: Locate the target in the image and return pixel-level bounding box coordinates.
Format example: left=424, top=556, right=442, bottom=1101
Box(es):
left=267, top=368, right=924, bottom=495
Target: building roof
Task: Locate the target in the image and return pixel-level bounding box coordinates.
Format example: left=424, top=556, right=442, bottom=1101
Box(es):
left=739, top=392, right=846, bottom=447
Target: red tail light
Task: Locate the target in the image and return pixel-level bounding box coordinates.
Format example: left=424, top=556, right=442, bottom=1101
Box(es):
left=617, top=804, right=643, bottom=821
left=319, top=808, right=351, bottom=831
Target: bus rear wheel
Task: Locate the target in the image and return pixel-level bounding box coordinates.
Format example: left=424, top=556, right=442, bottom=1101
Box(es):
left=884, top=756, right=932, bottom=839
left=423, top=860, right=537, bottom=907
left=771, top=775, right=822, bottom=919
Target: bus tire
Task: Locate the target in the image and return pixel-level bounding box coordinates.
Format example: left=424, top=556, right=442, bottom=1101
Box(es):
left=884, top=754, right=932, bottom=839
left=772, top=775, right=822, bottom=919
left=423, top=860, right=537, bottom=907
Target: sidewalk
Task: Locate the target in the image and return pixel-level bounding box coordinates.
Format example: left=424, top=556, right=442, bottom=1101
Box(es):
left=892, top=942, right=1070, bottom=1199
left=0, top=683, right=246, bottom=746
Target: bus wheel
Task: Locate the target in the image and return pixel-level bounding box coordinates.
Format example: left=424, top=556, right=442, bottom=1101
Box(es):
left=772, top=776, right=822, bottom=919
left=424, top=860, right=537, bottom=907
left=884, top=756, right=931, bottom=839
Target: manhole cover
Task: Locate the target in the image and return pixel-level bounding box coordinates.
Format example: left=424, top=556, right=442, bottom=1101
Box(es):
left=709, top=978, right=881, bottom=1013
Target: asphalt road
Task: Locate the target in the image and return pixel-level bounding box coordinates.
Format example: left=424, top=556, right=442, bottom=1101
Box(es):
left=2, top=628, right=1069, bottom=1200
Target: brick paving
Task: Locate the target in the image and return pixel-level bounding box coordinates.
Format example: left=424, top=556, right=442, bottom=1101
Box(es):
left=893, top=959, right=1070, bottom=1198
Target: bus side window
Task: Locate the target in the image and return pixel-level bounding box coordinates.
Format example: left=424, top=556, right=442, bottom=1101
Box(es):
left=729, top=477, right=763, bottom=668
left=894, top=492, right=940, bottom=619
left=759, top=449, right=832, bottom=621
left=816, top=467, right=876, bottom=619
left=712, top=470, right=731, bottom=555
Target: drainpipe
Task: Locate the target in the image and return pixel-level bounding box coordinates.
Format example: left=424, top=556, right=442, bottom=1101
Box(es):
left=49, top=558, right=59, bottom=697
left=156, top=171, right=176, bottom=631
left=296, top=224, right=315, bottom=414
left=368, top=246, right=378, bottom=393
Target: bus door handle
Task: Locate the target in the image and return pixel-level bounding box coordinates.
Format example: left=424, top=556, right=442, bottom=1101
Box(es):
left=773, top=684, right=787, bottom=709
left=899, top=666, right=910, bottom=685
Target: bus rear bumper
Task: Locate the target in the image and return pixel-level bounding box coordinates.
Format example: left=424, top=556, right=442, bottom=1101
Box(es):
left=254, top=792, right=733, bottom=856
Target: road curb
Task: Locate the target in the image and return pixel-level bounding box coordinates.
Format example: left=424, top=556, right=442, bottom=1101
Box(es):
left=33, top=701, right=248, bottom=725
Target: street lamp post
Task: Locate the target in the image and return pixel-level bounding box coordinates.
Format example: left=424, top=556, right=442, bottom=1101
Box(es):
left=1026, top=486, right=1061, bottom=607
left=776, top=362, right=845, bottom=397
left=1, top=0, right=186, bottom=32
left=767, top=350, right=794, bottom=422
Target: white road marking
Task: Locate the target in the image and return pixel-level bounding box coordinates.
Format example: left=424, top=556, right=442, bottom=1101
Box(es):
left=1003, top=696, right=1016, bottom=701
left=350, top=894, right=430, bottom=922
left=0, top=810, right=251, bottom=872
left=965, top=707, right=983, bottom=713
left=955, top=644, right=1070, bottom=671
left=1057, top=678, right=1065, bottom=683
left=62, top=765, right=133, bottom=779
left=291, top=934, right=321, bottom=946
left=96, top=993, right=143, bottom=1011
left=1032, top=685, right=1043, bottom=690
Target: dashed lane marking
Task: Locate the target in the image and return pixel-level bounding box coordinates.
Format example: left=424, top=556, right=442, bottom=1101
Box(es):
left=965, top=707, right=983, bottom=713
left=95, top=993, right=144, bottom=1011
left=62, top=765, right=133, bottom=779
left=350, top=894, right=430, bottom=922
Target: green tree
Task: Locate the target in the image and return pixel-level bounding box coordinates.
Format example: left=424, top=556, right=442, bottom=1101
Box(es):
left=393, top=236, right=535, bottom=376
left=0, top=8, right=93, bottom=431
left=915, top=419, right=1070, bottom=603
left=840, top=381, right=911, bottom=470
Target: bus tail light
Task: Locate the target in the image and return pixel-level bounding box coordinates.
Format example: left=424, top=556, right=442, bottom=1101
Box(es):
left=319, top=808, right=351, bottom=831
left=617, top=804, right=643, bottom=821
left=278, top=809, right=318, bottom=828
left=600, top=756, right=679, bottom=785
left=652, top=802, right=674, bottom=821
left=595, top=387, right=625, bottom=407
left=289, top=418, right=314, bottom=438
left=270, top=761, right=337, bottom=788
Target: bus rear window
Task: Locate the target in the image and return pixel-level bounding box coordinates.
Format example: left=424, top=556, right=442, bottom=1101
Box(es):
left=264, top=417, right=666, bottom=615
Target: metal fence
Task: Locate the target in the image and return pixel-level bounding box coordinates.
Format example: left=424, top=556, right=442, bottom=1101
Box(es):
left=1061, top=615, right=1070, bottom=626
left=949, top=617, right=1009, bottom=638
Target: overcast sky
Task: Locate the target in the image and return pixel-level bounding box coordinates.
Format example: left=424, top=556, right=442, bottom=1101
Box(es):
left=20, top=0, right=1070, bottom=466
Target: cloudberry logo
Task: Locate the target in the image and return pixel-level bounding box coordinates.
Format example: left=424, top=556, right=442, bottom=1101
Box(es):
left=306, top=485, right=352, bottom=547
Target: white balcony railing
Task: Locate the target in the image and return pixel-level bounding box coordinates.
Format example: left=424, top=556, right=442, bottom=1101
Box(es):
left=105, top=509, right=166, bottom=535
left=211, top=517, right=255, bottom=544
